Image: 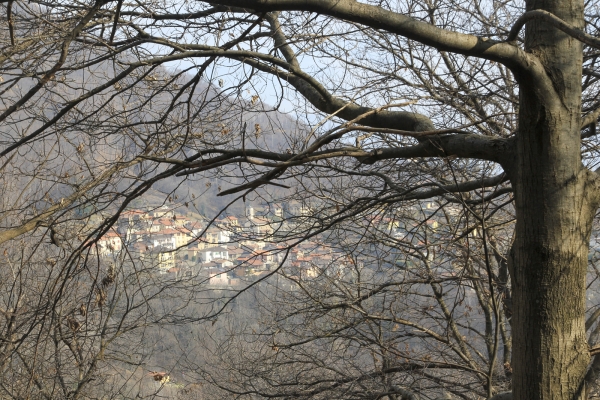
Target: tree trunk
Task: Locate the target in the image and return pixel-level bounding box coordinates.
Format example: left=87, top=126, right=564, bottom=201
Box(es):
left=509, top=0, right=594, bottom=398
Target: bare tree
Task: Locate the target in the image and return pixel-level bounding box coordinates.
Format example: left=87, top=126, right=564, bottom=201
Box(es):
left=0, top=0, right=599, bottom=399
left=183, top=198, right=514, bottom=399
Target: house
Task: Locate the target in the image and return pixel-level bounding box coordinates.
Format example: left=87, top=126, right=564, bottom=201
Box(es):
left=96, top=230, right=123, bottom=256
left=205, top=267, right=231, bottom=286
left=172, top=214, right=188, bottom=227
left=271, top=203, right=283, bottom=218
left=117, top=210, right=150, bottom=241
left=213, top=258, right=233, bottom=268
left=252, top=217, right=275, bottom=235
left=227, top=246, right=245, bottom=260
left=184, top=221, right=204, bottom=238
left=252, top=249, right=275, bottom=264
left=185, top=241, right=206, bottom=261
left=142, top=247, right=175, bottom=273
left=155, top=218, right=174, bottom=230
left=245, top=257, right=267, bottom=272
left=174, top=229, right=192, bottom=247
left=199, top=246, right=229, bottom=263
left=205, top=226, right=231, bottom=244
left=289, top=260, right=319, bottom=279
left=148, top=205, right=174, bottom=219
left=239, top=238, right=266, bottom=250
left=287, top=200, right=311, bottom=216
left=221, top=215, right=240, bottom=229
left=149, top=229, right=177, bottom=250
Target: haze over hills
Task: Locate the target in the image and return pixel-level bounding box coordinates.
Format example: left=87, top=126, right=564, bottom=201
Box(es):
left=4, top=61, right=305, bottom=220
left=141, top=98, right=304, bottom=216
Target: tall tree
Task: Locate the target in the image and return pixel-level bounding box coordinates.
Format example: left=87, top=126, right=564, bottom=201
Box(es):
left=185, top=1, right=600, bottom=398
left=1, top=0, right=599, bottom=399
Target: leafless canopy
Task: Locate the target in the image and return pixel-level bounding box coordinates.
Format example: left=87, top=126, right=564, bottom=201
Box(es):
left=0, top=0, right=599, bottom=399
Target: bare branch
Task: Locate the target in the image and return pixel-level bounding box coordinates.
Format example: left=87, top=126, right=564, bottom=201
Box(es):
left=507, top=10, right=600, bottom=49
left=209, top=0, right=531, bottom=69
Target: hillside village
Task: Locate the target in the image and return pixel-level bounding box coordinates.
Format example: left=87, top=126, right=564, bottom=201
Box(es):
left=92, top=200, right=451, bottom=287
left=94, top=201, right=372, bottom=286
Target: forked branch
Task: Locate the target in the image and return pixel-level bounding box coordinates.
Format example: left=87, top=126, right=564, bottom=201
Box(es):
left=507, top=10, right=600, bottom=49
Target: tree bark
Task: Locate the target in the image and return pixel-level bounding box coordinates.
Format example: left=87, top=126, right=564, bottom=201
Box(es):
left=509, top=0, right=595, bottom=398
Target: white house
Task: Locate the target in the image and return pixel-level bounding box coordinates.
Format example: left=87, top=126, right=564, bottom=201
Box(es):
left=199, top=246, right=229, bottom=263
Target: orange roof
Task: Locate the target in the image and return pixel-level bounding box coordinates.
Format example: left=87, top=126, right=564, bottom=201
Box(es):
left=101, top=231, right=120, bottom=238
left=155, top=228, right=180, bottom=235
left=121, top=210, right=145, bottom=217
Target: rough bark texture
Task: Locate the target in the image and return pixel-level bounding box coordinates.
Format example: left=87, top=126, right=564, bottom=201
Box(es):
left=509, top=0, right=594, bottom=398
